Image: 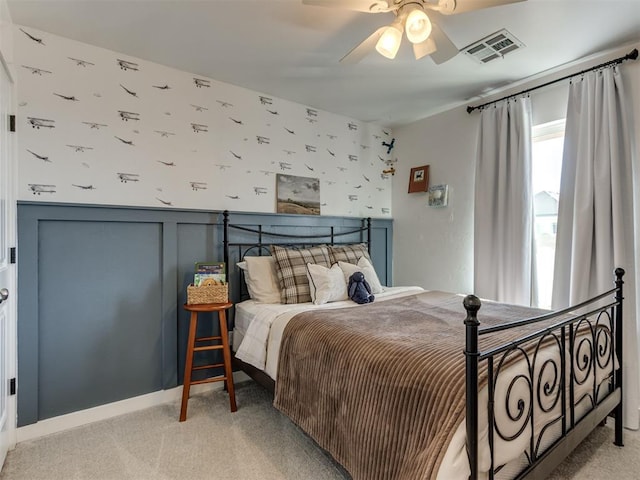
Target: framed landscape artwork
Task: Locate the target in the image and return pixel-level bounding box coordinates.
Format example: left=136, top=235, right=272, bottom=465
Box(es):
left=276, top=174, right=321, bottom=215
left=408, top=165, right=429, bottom=193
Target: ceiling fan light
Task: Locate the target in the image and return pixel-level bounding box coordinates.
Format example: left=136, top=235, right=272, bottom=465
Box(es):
left=375, top=24, right=403, bottom=59
left=405, top=9, right=432, bottom=44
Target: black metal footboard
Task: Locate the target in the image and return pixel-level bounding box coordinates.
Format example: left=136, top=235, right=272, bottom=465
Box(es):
left=465, top=268, right=625, bottom=480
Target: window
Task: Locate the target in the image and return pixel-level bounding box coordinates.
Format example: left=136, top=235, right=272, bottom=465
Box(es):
left=532, top=119, right=565, bottom=309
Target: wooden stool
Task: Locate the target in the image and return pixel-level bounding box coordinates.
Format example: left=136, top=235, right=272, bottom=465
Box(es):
left=180, top=302, right=236, bottom=421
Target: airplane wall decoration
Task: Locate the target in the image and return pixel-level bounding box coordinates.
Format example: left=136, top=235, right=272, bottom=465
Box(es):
left=18, top=29, right=393, bottom=217
left=382, top=138, right=395, bottom=154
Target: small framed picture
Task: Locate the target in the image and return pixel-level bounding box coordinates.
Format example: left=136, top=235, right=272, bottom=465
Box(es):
left=408, top=165, right=429, bottom=193
left=276, top=173, right=321, bottom=215
left=428, top=184, right=449, bottom=207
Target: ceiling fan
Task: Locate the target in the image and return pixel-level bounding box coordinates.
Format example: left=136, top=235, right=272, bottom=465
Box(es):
left=302, top=0, right=526, bottom=64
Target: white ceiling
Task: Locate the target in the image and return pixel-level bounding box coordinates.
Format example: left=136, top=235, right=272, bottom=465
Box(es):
left=7, top=0, right=640, bottom=127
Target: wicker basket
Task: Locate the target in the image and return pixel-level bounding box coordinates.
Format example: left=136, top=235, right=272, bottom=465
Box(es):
left=186, top=278, right=229, bottom=305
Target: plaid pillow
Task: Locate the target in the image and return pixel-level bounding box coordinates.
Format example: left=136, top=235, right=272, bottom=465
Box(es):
left=328, top=243, right=371, bottom=265
left=271, top=245, right=332, bottom=304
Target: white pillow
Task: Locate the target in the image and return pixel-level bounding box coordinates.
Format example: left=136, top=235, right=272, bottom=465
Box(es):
left=338, top=257, right=384, bottom=294
left=237, top=256, right=281, bottom=303
left=306, top=263, right=348, bottom=305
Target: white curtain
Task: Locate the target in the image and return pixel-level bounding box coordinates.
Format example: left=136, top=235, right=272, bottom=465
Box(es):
left=474, top=98, right=536, bottom=305
left=552, top=67, right=639, bottom=428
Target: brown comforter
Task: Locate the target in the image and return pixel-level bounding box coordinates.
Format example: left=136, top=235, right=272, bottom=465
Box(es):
left=273, top=291, right=549, bottom=480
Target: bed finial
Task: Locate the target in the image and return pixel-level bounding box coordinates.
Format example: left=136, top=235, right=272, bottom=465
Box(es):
left=463, top=294, right=481, bottom=321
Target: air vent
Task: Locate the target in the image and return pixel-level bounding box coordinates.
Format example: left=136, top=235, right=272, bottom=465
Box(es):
left=462, top=29, right=524, bottom=64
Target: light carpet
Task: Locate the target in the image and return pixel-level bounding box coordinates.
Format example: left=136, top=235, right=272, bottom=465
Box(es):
left=1, top=382, right=638, bottom=479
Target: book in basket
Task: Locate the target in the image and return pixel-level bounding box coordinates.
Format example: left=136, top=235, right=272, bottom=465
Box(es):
left=187, top=278, right=229, bottom=305
left=194, top=261, right=226, bottom=286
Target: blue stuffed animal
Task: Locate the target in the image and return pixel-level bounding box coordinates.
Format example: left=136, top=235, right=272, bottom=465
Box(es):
left=348, top=271, right=375, bottom=304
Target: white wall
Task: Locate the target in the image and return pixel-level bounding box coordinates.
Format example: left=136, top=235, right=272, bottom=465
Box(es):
left=14, top=26, right=393, bottom=218
left=392, top=42, right=640, bottom=293
left=391, top=105, right=476, bottom=292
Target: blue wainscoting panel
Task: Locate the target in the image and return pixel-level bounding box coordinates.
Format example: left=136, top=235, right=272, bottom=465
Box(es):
left=17, top=204, right=392, bottom=426
left=176, top=222, right=224, bottom=384
left=16, top=203, right=200, bottom=426
left=38, top=220, right=163, bottom=420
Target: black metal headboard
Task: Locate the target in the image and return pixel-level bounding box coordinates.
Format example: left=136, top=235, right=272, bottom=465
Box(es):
left=222, top=210, right=372, bottom=303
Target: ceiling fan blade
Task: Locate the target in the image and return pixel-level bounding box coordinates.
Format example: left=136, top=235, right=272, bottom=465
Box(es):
left=340, top=26, right=387, bottom=64
left=437, top=0, right=526, bottom=15
left=302, top=0, right=392, bottom=13
left=428, top=22, right=459, bottom=64
left=413, top=38, right=437, bottom=60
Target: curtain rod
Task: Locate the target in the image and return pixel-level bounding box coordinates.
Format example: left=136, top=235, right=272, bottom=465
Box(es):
left=466, top=48, right=638, bottom=114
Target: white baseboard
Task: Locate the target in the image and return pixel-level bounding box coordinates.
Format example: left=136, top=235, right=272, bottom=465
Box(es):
left=16, top=371, right=250, bottom=443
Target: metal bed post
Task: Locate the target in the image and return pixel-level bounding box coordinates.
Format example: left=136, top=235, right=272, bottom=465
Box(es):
left=223, top=210, right=229, bottom=283
left=366, top=217, right=371, bottom=254
left=614, top=267, right=625, bottom=446
left=464, top=294, right=482, bottom=480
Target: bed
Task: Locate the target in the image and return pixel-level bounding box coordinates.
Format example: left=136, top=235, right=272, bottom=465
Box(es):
left=222, top=211, right=624, bottom=480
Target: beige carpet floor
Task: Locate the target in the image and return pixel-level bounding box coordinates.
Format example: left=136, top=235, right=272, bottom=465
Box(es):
left=1, top=382, right=638, bottom=480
